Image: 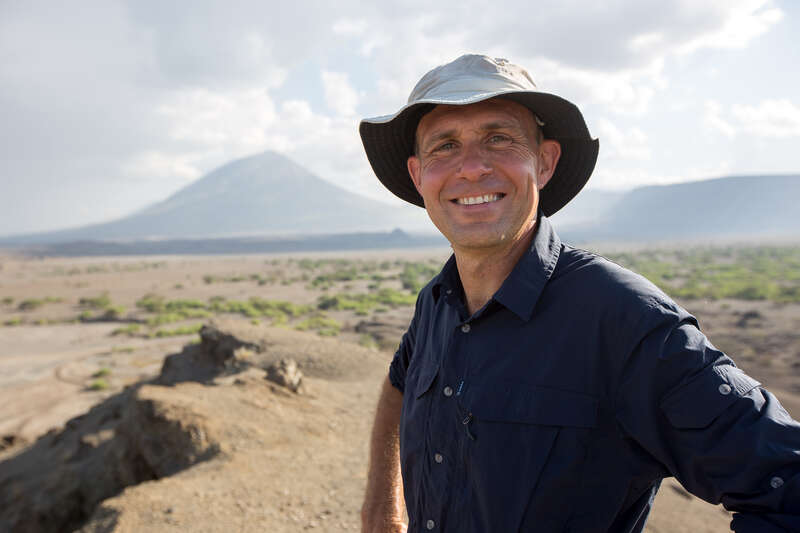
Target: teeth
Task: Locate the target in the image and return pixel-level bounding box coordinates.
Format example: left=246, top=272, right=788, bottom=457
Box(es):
left=457, top=194, right=501, bottom=205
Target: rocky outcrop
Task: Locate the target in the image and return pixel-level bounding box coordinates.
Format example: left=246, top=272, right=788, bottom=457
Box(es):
left=0, top=386, right=220, bottom=533
left=0, top=320, right=383, bottom=533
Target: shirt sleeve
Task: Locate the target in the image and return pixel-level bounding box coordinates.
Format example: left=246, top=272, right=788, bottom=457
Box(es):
left=615, top=315, right=800, bottom=533
left=388, top=298, right=420, bottom=394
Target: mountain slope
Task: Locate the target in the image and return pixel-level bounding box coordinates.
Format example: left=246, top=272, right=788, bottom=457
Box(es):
left=560, top=174, right=800, bottom=242
left=2, top=152, right=430, bottom=243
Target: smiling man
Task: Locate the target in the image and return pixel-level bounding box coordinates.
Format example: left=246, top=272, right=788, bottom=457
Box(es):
left=358, top=55, right=800, bottom=533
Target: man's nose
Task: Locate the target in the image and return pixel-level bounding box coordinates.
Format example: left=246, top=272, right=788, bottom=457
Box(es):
left=456, top=143, right=492, bottom=181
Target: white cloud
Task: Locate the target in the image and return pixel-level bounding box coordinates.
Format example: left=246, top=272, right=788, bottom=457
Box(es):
left=0, top=0, right=792, bottom=234
left=731, top=99, right=800, bottom=138
left=703, top=100, right=737, bottom=138
left=321, top=70, right=360, bottom=117
left=595, top=118, right=651, bottom=160
left=702, top=99, right=800, bottom=139
left=677, top=0, right=784, bottom=54
left=122, top=151, right=202, bottom=183
left=332, top=17, right=367, bottom=36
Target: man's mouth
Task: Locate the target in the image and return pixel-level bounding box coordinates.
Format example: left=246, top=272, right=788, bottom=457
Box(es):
left=453, top=193, right=505, bottom=206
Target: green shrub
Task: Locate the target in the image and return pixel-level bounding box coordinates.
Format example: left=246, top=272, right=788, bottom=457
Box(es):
left=111, top=345, right=136, bottom=353
left=18, top=299, right=45, bottom=311
left=136, top=293, right=165, bottom=313
left=3, top=317, right=22, bottom=326
left=111, top=324, right=140, bottom=336
left=88, top=378, right=109, bottom=391
left=398, top=262, right=440, bottom=293
left=1, top=297, right=13, bottom=305
left=17, top=296, right=62, bottom=311
left=92, top=367, right=112, bottom=378
left=151, top=324, right=203, bottom=338
left=79, top=293, right=111, bottom=309
left=295, top=314, right=341, bottom=336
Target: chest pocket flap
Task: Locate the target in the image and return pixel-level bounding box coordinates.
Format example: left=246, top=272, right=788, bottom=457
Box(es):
left=469, top=383, right=598, bottom=428
left=660, top=363, right=761, bottom=429
left=412, top=365, right=439, bottom=399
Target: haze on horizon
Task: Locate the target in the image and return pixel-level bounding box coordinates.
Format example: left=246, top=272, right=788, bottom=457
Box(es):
left=2, top=0, right=799, bottom=235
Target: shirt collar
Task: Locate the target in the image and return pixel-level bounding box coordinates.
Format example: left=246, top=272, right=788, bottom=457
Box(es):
left=431, top=212, right=562, bottom=321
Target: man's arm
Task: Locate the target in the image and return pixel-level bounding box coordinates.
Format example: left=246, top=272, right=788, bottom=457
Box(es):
left=361, top=376, right=406, bottom=533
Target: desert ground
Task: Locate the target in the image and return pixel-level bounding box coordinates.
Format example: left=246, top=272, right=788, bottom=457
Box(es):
left=0, top=247, right=798, bottom=532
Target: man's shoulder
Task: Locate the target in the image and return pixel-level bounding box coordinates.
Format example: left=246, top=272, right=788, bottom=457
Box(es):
left=553, top=244, right=682, bottom=315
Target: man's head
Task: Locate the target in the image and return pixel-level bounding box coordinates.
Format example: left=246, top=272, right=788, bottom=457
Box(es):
left=406, top=97, right=561, bottom=251
left=360, top=54, right=599, bottom=217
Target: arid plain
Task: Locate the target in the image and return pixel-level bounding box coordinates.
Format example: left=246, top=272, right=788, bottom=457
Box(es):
left=1, top=246, right=798, bottom=532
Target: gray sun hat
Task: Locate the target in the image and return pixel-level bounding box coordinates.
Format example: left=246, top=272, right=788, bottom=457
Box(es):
left=359, top=54, right=599, bottom=216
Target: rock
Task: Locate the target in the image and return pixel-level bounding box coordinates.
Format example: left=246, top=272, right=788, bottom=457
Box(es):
left=266, top=359, right=303, bottom=393
left=0, top=386, right=220, bottom=533
left=158, top=321, right=262, bottom=385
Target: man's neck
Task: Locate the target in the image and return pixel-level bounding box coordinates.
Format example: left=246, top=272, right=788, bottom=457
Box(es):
left=453, top=222, right=537, bottom=316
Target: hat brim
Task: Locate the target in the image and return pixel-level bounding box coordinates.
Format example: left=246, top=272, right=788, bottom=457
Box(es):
left=359, top=90, right=599, bottom=217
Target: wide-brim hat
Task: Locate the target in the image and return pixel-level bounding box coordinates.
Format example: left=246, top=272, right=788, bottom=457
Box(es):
left=359, top=54, right=599, bottom=217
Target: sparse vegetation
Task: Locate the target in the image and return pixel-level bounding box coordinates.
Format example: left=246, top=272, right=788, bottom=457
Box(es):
left=605, top=245, right=800, bottom=303
left=1, top=297, right=14, bottom=305
left=317, top=289, right=416, bottom=315
left=88, top=378, right=110, bottom=391
left=79, top=293, right=112, bottom=309
left=111, top=324, right=141, bottom=336
left=17, top=296, right=62, bottom=311
left=111, top=346, right=136, bottom=354
left=92, top=367, right=112, bottom=378
left=151, top=324, right=203, bottom=338
left=294, top=313, right=342, bottom=336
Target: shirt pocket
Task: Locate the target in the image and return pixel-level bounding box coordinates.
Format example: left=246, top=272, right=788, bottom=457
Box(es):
left=463, top=383, right=599, bottom=532
left=660, top=364, right=761, bottom=429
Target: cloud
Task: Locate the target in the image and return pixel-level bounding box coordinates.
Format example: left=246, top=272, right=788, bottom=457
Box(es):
left=321, top=71, right=360, bottom=117
left=677, top=0, right=784, bottom=54
left=0, top=0, right=791, bottom=233
left=731, top=99, right=800, bottom=138
left=595, top=118, right=651, bottom=160
left=702, top=98, right=800, bottom=139
left=703, top=100, right=738, bottom=138
left=332, top=17, right=367, bottom=37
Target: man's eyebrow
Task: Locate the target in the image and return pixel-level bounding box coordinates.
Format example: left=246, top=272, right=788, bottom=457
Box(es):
left=421, top=129, right=458, bottom=149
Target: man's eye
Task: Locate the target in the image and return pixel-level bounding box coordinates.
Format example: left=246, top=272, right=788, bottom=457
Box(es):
left=434, top=142, right=456, bottom=152
left=488, top=134, right=511, bottom=144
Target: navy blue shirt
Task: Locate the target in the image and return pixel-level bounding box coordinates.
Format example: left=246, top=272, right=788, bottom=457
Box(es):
left=389, top=215, right=800, bottom=533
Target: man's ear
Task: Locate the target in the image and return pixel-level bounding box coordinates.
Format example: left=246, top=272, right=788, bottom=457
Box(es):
left=536, top=140, right=561, bottom=190
left=407, top=155, right=423, bottom=194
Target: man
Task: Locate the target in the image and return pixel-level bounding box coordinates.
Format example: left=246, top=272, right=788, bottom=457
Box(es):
left=358, top=54, right=800, bottom=533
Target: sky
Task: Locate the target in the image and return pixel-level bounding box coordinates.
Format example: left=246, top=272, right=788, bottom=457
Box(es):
left=1, top=0, right=799, bottom=235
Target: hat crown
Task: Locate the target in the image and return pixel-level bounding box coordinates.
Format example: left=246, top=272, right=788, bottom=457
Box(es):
left=407, top=54, right=538, bottom=104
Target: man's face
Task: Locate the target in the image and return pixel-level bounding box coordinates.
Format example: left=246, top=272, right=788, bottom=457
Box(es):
left=407, top=98, right=561, bottom=253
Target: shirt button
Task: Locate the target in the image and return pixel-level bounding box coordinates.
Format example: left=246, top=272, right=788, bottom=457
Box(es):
left=426, top=519, right=435, bottom=530
left=461, top=323, right=471, bottom=333
left=446, top=289, right=452, bottom=295
left=443, top=386, right=454, bottom=397
left=434, top=453, right=443, bottom=463
left=718, top=383, right=732, bottom=395
left=770, top=476, right=784, bottom=489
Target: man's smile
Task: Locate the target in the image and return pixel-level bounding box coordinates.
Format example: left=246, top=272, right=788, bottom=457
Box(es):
left=452, top=193, right=506, bottom=205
